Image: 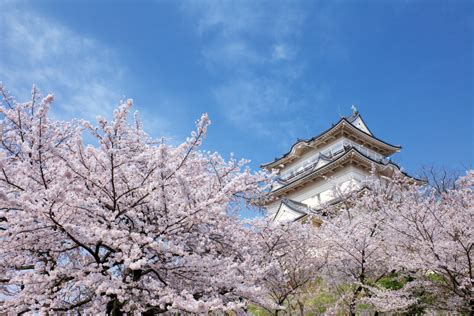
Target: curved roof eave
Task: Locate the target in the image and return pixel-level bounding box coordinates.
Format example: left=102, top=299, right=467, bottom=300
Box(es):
left=261, top=117, right=401, bottom=169
left=272, top=198, right=310, bottom=222
left=269, top=147, right=403, bottom=196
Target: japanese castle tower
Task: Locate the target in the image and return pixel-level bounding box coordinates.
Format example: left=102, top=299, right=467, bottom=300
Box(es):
left=262, top=108, right=404, bottom=223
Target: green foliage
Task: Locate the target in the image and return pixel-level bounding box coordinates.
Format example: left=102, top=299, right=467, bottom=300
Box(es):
left=425, top=270, right=445, bottom=283
left=376, top=272, right=406, bottom=290
left=248, top=273, right=447, bottom=315
left=356, top=302, right=373, bottom=313
left=307, top=292, right=336, bottom=313
left=247, top=305, right=272, bottom=316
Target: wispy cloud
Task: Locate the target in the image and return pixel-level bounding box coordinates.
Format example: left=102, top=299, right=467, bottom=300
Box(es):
left=271, top=43, right=297, bottom=62
left=0, top=6, right=126, bottom=122
left=181, top=0, right=310, bottom=139
left=213, top=77, right=292, bottom=129
left=184, top=0, right=305, bottom=67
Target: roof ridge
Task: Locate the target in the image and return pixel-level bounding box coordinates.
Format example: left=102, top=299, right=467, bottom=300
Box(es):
left=261, top=115, right=401, bottom=169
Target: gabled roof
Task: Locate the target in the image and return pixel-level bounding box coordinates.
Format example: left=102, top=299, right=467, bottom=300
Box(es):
left=347, top=112, right=373, bottom=135
left=281, top=198, right=310, bottom=214
left=261, top=112, right=401, bottom=170
left=272, top=198, right=311, bottom=222
left=272, top=197, right=339, bottom=223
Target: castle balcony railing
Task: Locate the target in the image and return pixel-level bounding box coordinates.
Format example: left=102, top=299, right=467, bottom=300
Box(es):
left=277, top=141, right=389, bottom=183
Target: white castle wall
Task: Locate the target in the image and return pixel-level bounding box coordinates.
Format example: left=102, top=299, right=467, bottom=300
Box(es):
left=266, top=166, right=370, bottom=219
left=286, top=166, right=368, bottom=208
left=278, top=137, right=384, bottom=181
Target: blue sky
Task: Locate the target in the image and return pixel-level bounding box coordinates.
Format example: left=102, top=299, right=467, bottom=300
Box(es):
left=1, top=0, right=473, bottom=178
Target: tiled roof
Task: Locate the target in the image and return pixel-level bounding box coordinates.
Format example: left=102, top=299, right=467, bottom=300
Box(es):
left=269, top=146, right=403, bottom=196
left=281, top=198, right=310, bottom=214
left=276, top=198, right=335, bottom=222
left=261, top=112, right=400, bottom=169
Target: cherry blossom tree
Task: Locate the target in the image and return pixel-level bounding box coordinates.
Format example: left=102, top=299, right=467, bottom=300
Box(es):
left=0, top=85, right=271, bottom=314
left=250, top=219, right=326, bottom=316
left=319, top=201, right=415, bottom=314
left=419, top=166, right=461, bottom=194
left=321, top=170, right=473, bottom=314
left=381, top=170, right=474, bottom=313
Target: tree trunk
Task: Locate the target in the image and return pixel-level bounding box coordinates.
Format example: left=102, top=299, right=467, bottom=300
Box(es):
left=106, top=296, right=123, bottom=316
left=297, top=300, right=304, bottom=316
left=349, top=285, right=363, bottom=316
left=349, top=301, right=356, bottom=316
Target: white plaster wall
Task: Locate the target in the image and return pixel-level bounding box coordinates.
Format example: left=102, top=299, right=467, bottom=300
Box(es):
left=266, top=166, right=372, bottom=221
left=279, top=137, right=384, bottom=180
left=285, top=166, right=369, bottom=208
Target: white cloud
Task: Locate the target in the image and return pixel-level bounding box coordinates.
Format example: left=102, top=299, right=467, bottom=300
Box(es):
left=213, top=77, right=291, bottom=126
left=0, top=7, right=126, bottom=122
left=183, top=0, right=305, bottom=67
left=202, top=40, right=264, bottom=69
left=181, top=0, right=310, bottom=137
left=271, top=43, right=297, bottom=61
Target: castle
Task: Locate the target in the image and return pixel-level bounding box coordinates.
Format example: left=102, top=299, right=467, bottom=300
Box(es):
left=262, top=108, right=406, bottom=223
